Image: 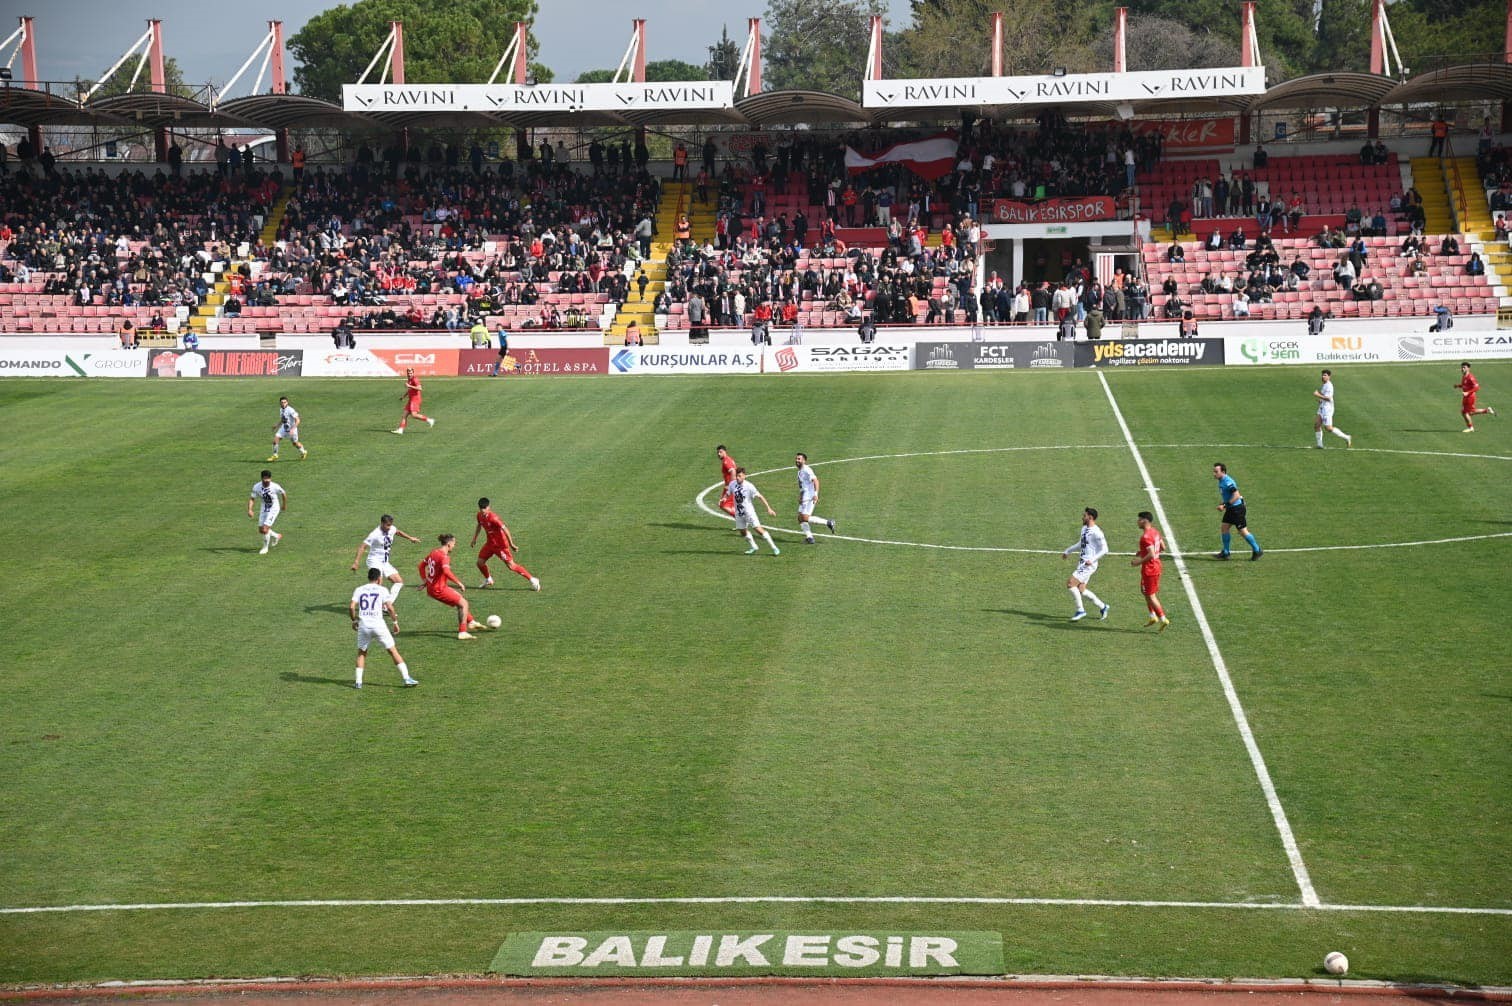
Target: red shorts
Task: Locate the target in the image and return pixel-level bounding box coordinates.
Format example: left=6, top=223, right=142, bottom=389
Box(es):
left=427, top=584, right=463, bottom=607
left=1141, top=566, right=1163, bottom=596
left=1463, top=393, right=1477, bottom=411
left=479, top=542, right=512, bottom=562
left=405, top=396, right=423, bottom=414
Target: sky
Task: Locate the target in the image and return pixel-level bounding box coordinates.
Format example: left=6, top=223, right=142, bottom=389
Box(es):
left=9, top=0, right=915, bottom=91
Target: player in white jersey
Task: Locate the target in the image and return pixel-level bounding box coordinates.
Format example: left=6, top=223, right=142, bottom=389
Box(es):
left=730, top=467, right=780, bottom=555
left=1061, top=506, right=1111, bottom=621
left=247, top=469, right=287, bottom=554
left=1313, top=369, right=1352, bottom=448
left=350, top=567, right=416, bottom=689
left=268, top=395, right=308, bottom=461
left=794, top=453, right=837, bottom=544
left=352, top=514, right=422, bottom=604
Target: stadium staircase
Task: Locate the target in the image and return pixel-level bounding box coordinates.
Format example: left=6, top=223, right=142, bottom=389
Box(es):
left=1446, top=155, right=1512, bottom=308
left=1408, top=157, right=1454, bottom=235
left=608, top=182, right=685, bottom=345
left=190, top=185, right=293, bottom=334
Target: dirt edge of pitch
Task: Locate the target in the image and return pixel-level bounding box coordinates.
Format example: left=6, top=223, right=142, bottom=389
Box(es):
left=6, top=973, right=1512, bottom=1001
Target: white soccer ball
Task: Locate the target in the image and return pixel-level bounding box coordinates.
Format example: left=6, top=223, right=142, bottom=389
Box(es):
left=485, top=614, right=502, bottom=630
left=1324, top=952, right=1348, bottom=975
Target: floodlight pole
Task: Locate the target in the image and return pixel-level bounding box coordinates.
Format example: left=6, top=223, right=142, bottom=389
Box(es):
left=390, top=20, right=408, bottom=155
left=270, top=20, right=289, bottom=162
left=1238, top=1, right=1256, bottom=146
left=866, top=15, right=883, bottom=81
left=1112, top=8, right=1127, bottom=74
left=148, top=19, right=168, bottom=162
left=19, top=16, right=41, bottom=154
left=991, top=11, right=1004, bottom=76
left=747, top=17, right=761, bottom=94
left=1504, top=0, right=1511, bottom=132
left=1367, top=0, right=1385, bottom=138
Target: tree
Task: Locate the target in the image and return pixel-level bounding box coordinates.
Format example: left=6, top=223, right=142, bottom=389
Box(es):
left=900, top=0, right=1097, bottom=78
left=1121, top=0, right=1315, bottom=80
left=706, top=25, right=741, bottom=82
left=289, top=0, right=542, bottom=102
left=1310, top=0, right=1370, bottom=74
left=81, top=56, right=196, bottom=100
left=763, top=0, right=888, bottom=100
left=575, top=61, right=710, bottom=85
left=1109, top=15, right=1239, bottom=72
left=1386, top=0, right=1504, bottom=75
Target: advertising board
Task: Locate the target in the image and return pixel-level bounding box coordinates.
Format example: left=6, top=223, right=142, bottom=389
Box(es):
left=915, top=342, right=1072, bottom=370
left=457, top=348, right=609, bottom=376
left=767, top=345, right=912, bottom=373
left=147, top=350, right=303, bottom=377
left=0, top=350, right=149, bottom=377
left=608, top=348, right=763, bottom=375
left=1074, top=339, right=1225, bottom=367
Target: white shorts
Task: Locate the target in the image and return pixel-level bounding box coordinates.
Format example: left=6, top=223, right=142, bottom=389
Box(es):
left=259, top=507, right=281, bottom=527
left=735, top=507, right=761, bottom=530
left=798, top=493, right=817, bottom=517
left=277, top=426, right=300, bottom=441
left=1073, top=560, right=1099, bottom=583
left=367, top=560, right=400, bottom=580
left=357, top=622, right=395, bottom=652
left=1317, top=406, right=1334, bottom=423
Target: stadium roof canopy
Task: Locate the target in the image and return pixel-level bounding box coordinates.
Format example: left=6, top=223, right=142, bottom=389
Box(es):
left=2, top=65, right=1508, bottom=132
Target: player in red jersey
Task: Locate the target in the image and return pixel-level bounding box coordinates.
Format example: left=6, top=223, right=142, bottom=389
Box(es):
left=471, top=497, right=540, bottom=591
left=418, top=534, right=483, bottom=639
left=1130, top=511, right=1170, bottom=632
left=716, top=444, right=738, bottom=515
left=392, top=368, right=435, bottom=434
left=1456, top=362, right=1496, bottom=432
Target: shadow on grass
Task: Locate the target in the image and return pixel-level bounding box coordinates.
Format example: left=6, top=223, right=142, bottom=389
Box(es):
left=303, top=603, right=350, bottom=616
left=981, top=608, right=1146, bottom=634
left=279, top=671, right=353, bottom=688
left=648, top=521, right=729, bottom=532
left=199, top=546, right=262, bottom=555
left=662, top=549, right=752, bottom=556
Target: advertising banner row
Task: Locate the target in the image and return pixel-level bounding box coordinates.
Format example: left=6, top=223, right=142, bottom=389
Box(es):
left=4, top=334, right=1511, bottom=378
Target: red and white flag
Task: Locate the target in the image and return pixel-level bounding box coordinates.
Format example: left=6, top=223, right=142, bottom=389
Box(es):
left=844, top=134, right=959, bottom=181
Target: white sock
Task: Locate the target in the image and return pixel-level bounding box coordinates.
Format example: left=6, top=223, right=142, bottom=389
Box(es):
left=354, top=666, right=364, bottom=686
left=744, top=531, right=756, bottom=547
left=264, top=531, right=273, bottom=546
left=1069, top=587, right=1085, bottom=612
left=396, top=662, right=409, bottom=682
left=1332, top=427, right=1350, bottom=440
left=761, top=530, right=778, bottom=551
left=1315, top=430, right=1324, bottom=446
left=1082, top=587, right=1105, bottom=609
left=800, top=521, right=812, bottom=537
left=389, top=583, right=403, bottom=603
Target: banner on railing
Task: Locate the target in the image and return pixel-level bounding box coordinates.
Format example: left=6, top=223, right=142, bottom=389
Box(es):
left=984, top=198, right=1117, bottom=224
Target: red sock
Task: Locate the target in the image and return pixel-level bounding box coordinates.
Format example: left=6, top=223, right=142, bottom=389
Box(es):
left=507, top=559, right=533, bottom=580
left=416, top=413, right=430, bottom=421
left=477, top=561, right=491, bottom=579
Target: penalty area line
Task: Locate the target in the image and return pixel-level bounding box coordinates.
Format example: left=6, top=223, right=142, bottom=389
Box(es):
left=1096, top=371, right=1321, bottom=909
left=2, top=896, right=1510, bottom=916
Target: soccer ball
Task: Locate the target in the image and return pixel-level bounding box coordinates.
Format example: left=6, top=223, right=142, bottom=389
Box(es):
left=485, top=614, right=502, bottom=630
left=1324, top=952, right=1348, bottom=975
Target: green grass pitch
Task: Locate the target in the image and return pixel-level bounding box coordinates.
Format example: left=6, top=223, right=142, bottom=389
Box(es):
left=1, top=364, right=1508, bottom=985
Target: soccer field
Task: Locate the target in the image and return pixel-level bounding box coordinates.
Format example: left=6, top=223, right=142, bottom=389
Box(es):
left=1, top=364, right=1509, bottom=986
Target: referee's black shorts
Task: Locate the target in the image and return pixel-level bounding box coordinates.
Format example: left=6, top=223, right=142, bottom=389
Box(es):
left=1222, top=503, right=1249, bottom=528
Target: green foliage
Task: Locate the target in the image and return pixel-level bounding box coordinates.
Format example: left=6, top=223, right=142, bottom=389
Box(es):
left=575, top=61, right=709, bottom=85
left=80, top=56, right=195, bottom=100
left=289, top=0, right=541, bottom=101
left=1386, top=0, right=1504, bottom=74
left=900, top=0, right=1097, bottom=78
left=706, top=24, right=742, bottom=82
left=763, top=0, right=889, bottom=99
left=1311, top=0, right=1371, bottom=74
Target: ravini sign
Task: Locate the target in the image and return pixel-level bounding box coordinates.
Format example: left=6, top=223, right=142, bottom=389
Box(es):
left=863, top=67, right=1264, bottom=108
left=344, top=81, right=734, bottom=113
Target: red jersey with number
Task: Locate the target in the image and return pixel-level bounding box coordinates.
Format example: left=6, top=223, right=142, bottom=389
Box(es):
left=419, top=547, right=453, bottom=588
left=1139, top=527, right=1165, bottom=573
left=1460, top=372, right=1480, bottom=396
left=476, top=510, right=510, bottom=549
left=721, top=454, right=738, bottom=486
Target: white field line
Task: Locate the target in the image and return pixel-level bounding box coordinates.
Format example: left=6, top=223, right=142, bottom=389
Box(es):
left=1096, top=372, right=1320, bottom=908
left=693, top=446, right=1512, bottom=555
left=3, top=895, right=1509, bottom=916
